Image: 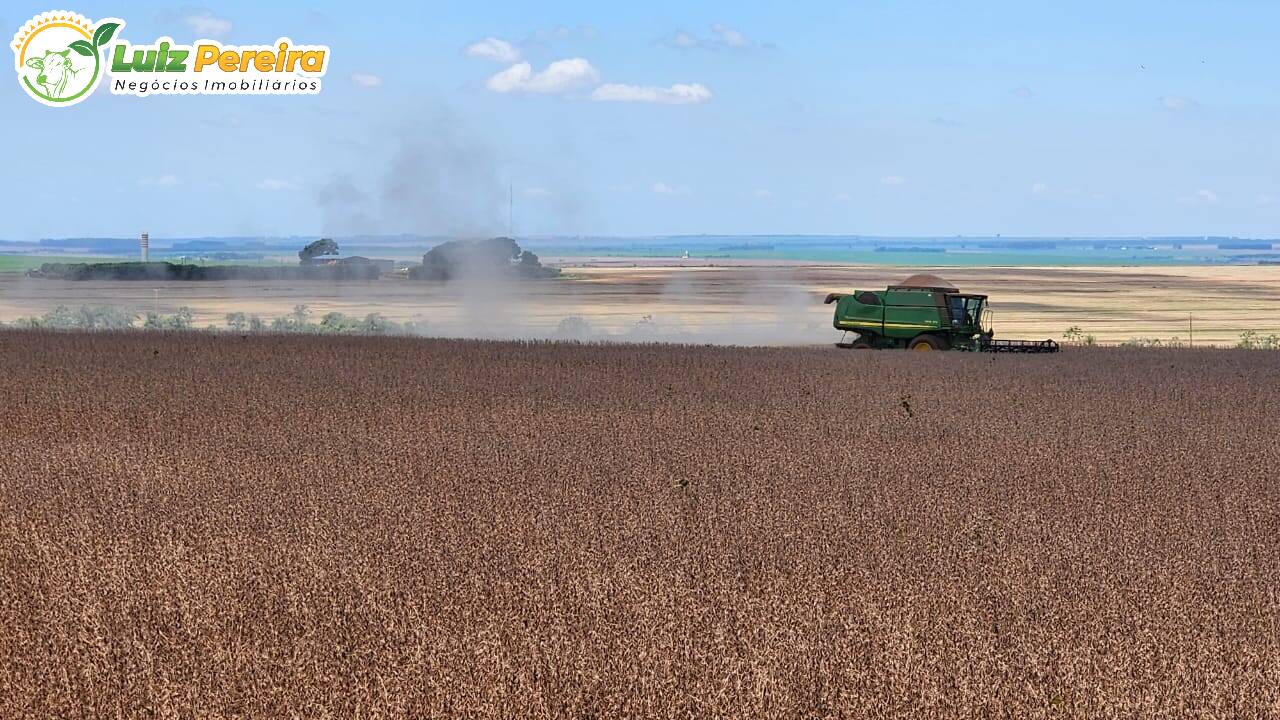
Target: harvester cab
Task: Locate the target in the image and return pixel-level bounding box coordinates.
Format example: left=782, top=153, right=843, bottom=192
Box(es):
left=947, top=294, right=987, bottom=332
left=824, top=273, right=1057, bottom=353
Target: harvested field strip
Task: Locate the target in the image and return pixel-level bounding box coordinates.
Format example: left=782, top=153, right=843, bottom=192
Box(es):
left=1, top=331, right=1278, bottom=717
left=4, top=263, right=1279, bottom=345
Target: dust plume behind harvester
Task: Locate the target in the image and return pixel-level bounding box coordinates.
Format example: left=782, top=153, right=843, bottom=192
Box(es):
left=824, top=273, right=1059, bottom=352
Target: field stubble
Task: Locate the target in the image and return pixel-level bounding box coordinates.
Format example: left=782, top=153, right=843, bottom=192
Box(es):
left=4, top=263, right=1280, bottom=345
left=1, top=331, right=1278, bottom=718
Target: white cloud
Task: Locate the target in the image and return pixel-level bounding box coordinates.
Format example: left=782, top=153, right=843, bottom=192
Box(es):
left=710, top=23, right=751, bottom=48
left=184, top=11, right=232, bottom=38
left=138, top=174, right=181, bottom=187
left=1159, top=95, right=1198, bottom=111
left=1011, top=85, right=1035, bottom=99
left=477, top=51, right=711, bottom=105
left=665, top=24, right=764, bottom=50
left=525, top=25, right=596, bottom=44
left=652, top=181, right=690, bottom=196
left=670, top=30, right=699, bottom=49
left=1260, top=194, right=1275, bottom=206
left=350, top=73, right=382, bottom=88
left=1031, top=182, right=1048, bottom=194
left=521, top=187, right=551, bottom=198
left=486, top=58, right=599, bottom=94
left=257, top=178, right=299, bottom=191
left=1178, top=188, right=1220, bottom=205
left=880, top=175, right=906, bottom=186
left=465, top=37, right=521, bottom=64
left=753, top=189, right=774, bottom=199
left=529, top=26, right=572, bottom=42
left=591, top=82, right=712, bottom=104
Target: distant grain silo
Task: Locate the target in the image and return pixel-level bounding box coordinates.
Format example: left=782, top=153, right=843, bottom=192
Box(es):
left=140, top=232, right=150, bottom=262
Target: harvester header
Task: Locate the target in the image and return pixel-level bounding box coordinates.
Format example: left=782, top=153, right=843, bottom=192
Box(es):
left=824, top=274, right=1059, bottom=352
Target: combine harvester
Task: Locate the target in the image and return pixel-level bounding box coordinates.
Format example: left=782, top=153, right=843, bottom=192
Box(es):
left=824, top=273, right=1059, bottom=352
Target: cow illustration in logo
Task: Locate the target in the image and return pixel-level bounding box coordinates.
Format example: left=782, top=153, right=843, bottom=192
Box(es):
left=26, top=47, right=80, bottom=97
left=11, top=11, right=122, bottom=107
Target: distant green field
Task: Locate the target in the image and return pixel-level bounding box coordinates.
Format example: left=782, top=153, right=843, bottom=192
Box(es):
left=0, top=254, right=288, bottom=272
left=0, top=255, right=105, bottom=272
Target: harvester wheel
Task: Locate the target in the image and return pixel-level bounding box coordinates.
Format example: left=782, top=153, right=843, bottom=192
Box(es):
left=908, top=334, right=948, bottom=352
left=850, top=338, right=874, bottom=349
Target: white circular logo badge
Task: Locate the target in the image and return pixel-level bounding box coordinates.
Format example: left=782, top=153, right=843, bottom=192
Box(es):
left=11, top=10, right=123, bottom=107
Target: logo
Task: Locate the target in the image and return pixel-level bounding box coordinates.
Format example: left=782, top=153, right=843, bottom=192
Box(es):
left=12, top=11, right=120, bottom=106
left=12, top=9, right=330, bottom=107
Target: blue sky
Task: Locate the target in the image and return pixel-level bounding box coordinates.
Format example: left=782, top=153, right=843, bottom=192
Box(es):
left=4, top=0, right=1278, bottom=239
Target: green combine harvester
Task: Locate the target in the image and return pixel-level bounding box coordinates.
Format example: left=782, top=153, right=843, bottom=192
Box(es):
left=824, top=273, right=1059, bottom=352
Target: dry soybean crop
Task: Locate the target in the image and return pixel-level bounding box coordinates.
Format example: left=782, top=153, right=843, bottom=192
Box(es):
left=1, top=331, right=1278, bottom=718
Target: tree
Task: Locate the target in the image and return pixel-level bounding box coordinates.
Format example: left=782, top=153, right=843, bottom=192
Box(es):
left=298, top=238, right=339, bottom=263
left=320, top=312, right=354, bottom=333
left=1063, top=325, right=1096, bottom=346
left=169, top=307, right=194, bottom=330
left=359, top=313, right=392, bottom=334
left=556, top=316, right=593, bottom=339
left=1238, top=330, right=1280, bottom=350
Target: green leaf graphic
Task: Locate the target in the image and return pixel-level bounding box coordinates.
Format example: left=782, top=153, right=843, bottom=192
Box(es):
left=93, top=22, right=120, bottom=47
left=69, top=40, right=95, bottom=56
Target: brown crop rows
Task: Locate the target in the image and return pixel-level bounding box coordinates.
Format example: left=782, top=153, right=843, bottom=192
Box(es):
left=1, top=330, right=1278, bottom=718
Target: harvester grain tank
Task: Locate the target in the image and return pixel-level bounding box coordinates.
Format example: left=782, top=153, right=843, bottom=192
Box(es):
left=824, top=273, right=1058, bottom=352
